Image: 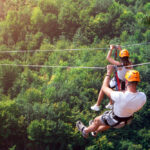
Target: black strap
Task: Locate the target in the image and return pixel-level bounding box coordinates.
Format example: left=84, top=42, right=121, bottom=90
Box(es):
left=111, top=113, right=133, bottom=127
left=113, top=113, right=133, bottom=122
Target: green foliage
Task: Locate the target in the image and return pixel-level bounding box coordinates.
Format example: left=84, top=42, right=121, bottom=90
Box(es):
left=31, top=7, right=44, bottom=26
left=9, top=145, right=16, bottom=150
left=143, top=30, right=150, bottom=41
left=0, top=99, right=24, bottom=149
left=120, top=31, right=128, bottom=42
left=120, top=141, right=143, bottom=150
left=27, top=32, right=44, bottom=50
left=116, top=9, right=135, bottom=34
left=1, top=6, right=31, bottom=44
left=0, top=60, right=20, bottom=95
left=10, top=68, right=44, bottom=99
left=73, top=28, right=91, bottom=46
left=58, top=0, right=81, bottom=38
left=89, top=0, right=113, bottom=16
left=144, top=2, right=150, bottom=12
left=27, top=119, right=57, bottom=142
left=24, top=88, right=42, bottom=103
left=38, top=0, right=59, bottom=15
left=0, top=0, right=150, bottom=149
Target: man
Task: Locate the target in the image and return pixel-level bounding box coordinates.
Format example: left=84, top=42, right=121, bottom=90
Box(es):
left=91, top=45, right=132, bottom=111
left=76, top=65, right=146, bottom=138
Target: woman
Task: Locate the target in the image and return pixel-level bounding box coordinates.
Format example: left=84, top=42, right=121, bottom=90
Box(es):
left=91, top=45, right=132, bottom=111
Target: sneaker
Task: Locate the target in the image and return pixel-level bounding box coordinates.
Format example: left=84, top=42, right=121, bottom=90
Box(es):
left=76, top=121, right=88, bottom=138
left=105, top=103, right=113, bottom=109
left=91, top=104, right=100, bottom=111
left=89, top=120, right=96, bottom=136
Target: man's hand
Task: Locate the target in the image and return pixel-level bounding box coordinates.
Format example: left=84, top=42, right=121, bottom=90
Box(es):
left=107, top=65, right=114, bottom=76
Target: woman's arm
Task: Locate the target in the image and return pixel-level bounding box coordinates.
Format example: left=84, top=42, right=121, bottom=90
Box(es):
left=106, top=45, right=121, bottom=66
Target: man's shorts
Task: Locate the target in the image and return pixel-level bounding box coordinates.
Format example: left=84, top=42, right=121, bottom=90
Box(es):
left=100, top=110, right=119, bottom=127
left=100, top=110, right=133, bottom=128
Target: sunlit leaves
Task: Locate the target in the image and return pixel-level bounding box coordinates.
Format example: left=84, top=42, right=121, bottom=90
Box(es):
left=31, top=7, right=44, bottom=26
left=0, top=0, right=149, bottom=149
left=38, top=0, right=59, bottom=15
left=24, top=88, right=42, bottom=103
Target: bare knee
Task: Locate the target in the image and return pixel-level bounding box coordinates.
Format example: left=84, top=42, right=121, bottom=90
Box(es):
left=93, top=117, right=101, bottom=126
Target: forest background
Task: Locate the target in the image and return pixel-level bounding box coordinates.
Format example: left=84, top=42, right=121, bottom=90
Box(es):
left=0, top=0, right=150, bottom=150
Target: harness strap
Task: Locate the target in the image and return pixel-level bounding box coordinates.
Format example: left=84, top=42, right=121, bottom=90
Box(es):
left=113, top=114, right=133, bottom=122
left=114, top=48, right=121, bottom=91
left=114, top=66, right=121, bottom=90
left=112, top=112, right=133, bottom=127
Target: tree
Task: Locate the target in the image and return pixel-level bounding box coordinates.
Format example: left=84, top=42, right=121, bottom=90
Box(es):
left=31, top=4, right=60, bottom=40
left=0, top=60, right=20, bottom=95
left=0, top=99, right=22, bottom=149
left=58, top=0, right=81, bottom=39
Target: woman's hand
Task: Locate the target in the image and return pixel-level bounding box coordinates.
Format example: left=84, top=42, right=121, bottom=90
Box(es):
left=110, top=45, right=115, bottom=50
left=116, top=45, right=122, bottom=51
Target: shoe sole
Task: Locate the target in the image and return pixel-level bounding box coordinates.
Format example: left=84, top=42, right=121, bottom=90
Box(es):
left=76, top=121, right=87, bottom=132
left=76, top=121, right=83, bottom=132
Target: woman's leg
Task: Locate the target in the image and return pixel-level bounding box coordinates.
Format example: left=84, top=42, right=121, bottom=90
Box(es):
left=91, top=89, right=105, bottom=111
left=109, top=98, right=113, bottom=105
left=94, top=77, right=114, bottom=107
left=96, top=89, right=105, bottom=106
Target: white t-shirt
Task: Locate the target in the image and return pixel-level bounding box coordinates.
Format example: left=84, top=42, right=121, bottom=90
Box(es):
left=117, top=66, right=130, bottom=81
left=111, top=91, right=146, bottom=117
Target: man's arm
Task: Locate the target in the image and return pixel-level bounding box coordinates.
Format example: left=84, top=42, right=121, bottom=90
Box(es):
left=102, top=65, right=114, bottom=98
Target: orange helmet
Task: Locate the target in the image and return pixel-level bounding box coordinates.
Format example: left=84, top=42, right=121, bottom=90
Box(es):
left=119, top=49, right=129, bottom=58
left=125, top=70, right=140, bottom=82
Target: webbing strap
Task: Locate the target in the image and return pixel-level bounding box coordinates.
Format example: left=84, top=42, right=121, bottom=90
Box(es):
left=115, top=70, right=121, bottom=90
left=114, top=48, right=121, bottom=91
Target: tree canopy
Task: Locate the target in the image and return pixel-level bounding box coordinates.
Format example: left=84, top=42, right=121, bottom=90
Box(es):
left=0, top=0, right=149, bottom=150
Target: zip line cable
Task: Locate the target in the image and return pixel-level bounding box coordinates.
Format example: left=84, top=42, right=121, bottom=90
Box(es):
left=0, top=42, right=149, bottom=53
left=0, top=48, right=107, bottom=53
left=0, top=64, right=106, bottom=69
left=0, top=42, right=149, bottom=70
left=117, top=62, right=150, bottom=68
left=0, top=62, right=150, bottom=70
left=121, top=42, right=150, bottom=48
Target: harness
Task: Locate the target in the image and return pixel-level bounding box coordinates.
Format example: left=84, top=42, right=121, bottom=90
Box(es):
left=114, top=66, right=121, bottom=91
left=112, top=112, right=133, bottom=128
left=102, top=110, right=133, bottom=128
